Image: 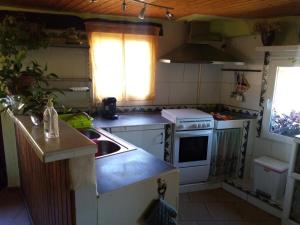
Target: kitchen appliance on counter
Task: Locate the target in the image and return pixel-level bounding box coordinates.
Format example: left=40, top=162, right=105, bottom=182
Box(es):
left=162, top=109, right=214, bottom=184
left=102, top=97, right=118, bottom=120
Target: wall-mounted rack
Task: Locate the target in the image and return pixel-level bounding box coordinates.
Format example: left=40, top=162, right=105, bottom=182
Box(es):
left=222, top=69, right=262, bottom=73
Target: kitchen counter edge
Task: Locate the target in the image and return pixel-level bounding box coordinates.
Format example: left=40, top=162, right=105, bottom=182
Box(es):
left=14, top=115, right=97, bottom=163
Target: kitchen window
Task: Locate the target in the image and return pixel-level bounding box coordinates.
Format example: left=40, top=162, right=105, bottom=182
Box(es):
left=86, top=21, right=160, bottom=104
left=263, top=58, right=300, bottom=142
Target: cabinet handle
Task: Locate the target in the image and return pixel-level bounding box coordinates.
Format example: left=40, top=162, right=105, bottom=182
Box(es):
left=160, top=132, right=164, bottom=144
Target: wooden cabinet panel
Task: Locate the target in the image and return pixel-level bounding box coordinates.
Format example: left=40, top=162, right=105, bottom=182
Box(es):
left=15, top=126, right=73, bottom=225
left=0, top=118, right=7, bottom=189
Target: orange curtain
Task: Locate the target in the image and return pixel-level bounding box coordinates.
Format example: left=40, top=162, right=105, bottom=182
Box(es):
left=87, top=22, right=158, bottom=104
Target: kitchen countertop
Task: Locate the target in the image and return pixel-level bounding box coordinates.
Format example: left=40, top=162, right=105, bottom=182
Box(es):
left=95, top=148, right=176, bottom=194
left=14, top=115, right=97, bottom=163
left=93, top=113, right=170, bottom=129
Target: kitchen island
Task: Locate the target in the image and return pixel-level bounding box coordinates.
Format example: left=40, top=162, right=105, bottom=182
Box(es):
left=13, top=115, right=179, bottom=225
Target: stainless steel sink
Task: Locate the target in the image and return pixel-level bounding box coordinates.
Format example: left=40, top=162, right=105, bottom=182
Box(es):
left=93, top=140, right=121, bottom=157
left=79, top=128, right=101, bottom=139
left=78, top=127, right=136, bottom=158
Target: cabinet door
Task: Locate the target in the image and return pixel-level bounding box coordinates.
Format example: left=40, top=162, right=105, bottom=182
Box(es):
left=98, top=170, right=179, bottom=225
left=112, top=129, right=165, bottom=160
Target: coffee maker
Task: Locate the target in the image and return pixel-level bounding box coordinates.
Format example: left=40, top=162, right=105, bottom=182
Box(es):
left=102, top=97, right=118, bottom=120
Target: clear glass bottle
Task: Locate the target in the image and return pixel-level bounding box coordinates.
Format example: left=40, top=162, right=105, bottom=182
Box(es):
left=43, top=98, right=59, bottom=138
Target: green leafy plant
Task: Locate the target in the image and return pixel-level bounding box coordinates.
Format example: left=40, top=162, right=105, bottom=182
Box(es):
left=0, top=15, right=62, bottom=116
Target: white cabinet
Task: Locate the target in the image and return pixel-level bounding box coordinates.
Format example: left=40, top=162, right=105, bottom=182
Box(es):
left=111, top=124, right=165, bottom=160
left=283, top=138, right=300, bottom=225
left=98, top=170, right=179, bottom=225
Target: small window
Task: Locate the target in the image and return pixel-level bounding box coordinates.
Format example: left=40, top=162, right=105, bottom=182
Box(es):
left=89, top=32, right=156, bottom=103
left=269, top=66, right=300, bottom=137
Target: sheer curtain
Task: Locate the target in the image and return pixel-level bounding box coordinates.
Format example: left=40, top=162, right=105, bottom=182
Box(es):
left=210, top=128, right=242, bottom=177
left=86, top=21, right=159, bottom=105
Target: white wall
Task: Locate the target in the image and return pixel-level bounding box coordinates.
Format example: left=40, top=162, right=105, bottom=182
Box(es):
left=154, top=63, right=222, bottom=105
left=224, top=35, right=293, bottom=179
left=221, top=64, right=263, bottom=111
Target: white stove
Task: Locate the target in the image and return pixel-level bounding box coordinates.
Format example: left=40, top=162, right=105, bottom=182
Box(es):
left=161, top=109, right=214, bottom=185
left=162, top=109, right=214, bottom=131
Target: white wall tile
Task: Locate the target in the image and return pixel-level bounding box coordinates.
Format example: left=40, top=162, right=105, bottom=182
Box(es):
left=153, top=82, right=170, bottom=105
left=271, top=142, right=293, bottom=163
left=183, top=64, right=200, bottom=82
left=27, top=48, right=89, bottom=77
left=169, top=83, right=198, bottom=104
left=253, top=138, right=273, bottom=158
left=198, top=82, right=221, bottom=104
left=201, top=64, right=222, bottom=82
left=156, top=63, right=184, bottom=82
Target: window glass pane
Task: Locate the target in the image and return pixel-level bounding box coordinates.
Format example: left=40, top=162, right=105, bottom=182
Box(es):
left=90, top=32, right=124, bottom=101
left=124, top=35, right=154, bottom=100
left=270, top=67, right=300, bottom=137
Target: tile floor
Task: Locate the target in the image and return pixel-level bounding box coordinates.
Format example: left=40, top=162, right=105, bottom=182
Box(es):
left=0, top=187, right=282, bottom=225
left=178, top=189, right=280, bottom=225
left=178, top=188, right=282, bottom=225
left=0, top=188, right=31, bottom=225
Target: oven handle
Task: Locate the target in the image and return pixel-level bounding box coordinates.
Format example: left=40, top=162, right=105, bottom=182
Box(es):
left=175, top=129, right=213, bottom=137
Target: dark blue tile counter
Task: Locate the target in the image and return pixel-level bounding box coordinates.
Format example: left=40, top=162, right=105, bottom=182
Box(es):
left=92, top=113, right=171, bottom=129
left=95, top=149, right=176, bottom=194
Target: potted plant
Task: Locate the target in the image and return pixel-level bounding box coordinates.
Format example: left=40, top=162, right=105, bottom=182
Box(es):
left=254, top=21, right=281, bottom=46
left=0, top=15, right=62, bottom=120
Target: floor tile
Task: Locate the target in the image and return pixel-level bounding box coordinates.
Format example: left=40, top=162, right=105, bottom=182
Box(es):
left=178, top=221, right=198, bottom=225
left=180, top=193, right=191, bottom=203
left=189, top=189, right=242, bottom=203
left=0, top=188, right=31, bottom=225
left=179, top=202, right=212, bottom=221
left=206, top=202, right=243, bottom=221
left=236, top=201, right=277, bottom=222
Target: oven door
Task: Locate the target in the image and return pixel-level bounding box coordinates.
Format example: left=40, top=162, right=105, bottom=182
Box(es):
left=174, top=129, right=213, bottom=168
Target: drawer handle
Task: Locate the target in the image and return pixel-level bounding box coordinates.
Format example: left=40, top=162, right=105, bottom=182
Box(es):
left=160, top=132, right=164, bottom=144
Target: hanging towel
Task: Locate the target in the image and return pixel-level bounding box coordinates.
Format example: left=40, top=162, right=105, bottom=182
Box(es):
left=143, top=198, right=177, bottom=225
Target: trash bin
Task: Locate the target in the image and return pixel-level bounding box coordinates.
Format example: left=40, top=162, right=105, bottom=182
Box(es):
left=253, top=156, right=289, bottom=201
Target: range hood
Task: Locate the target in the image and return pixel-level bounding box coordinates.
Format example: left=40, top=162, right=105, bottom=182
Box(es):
left=159, top=22, right=244, bottom=65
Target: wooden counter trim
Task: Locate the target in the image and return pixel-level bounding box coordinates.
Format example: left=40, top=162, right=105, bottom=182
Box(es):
left=15, top=126, right=73, bottom=225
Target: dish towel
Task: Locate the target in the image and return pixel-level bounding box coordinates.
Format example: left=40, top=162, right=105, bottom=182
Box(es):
left=144, top=198, right=177, bottom=225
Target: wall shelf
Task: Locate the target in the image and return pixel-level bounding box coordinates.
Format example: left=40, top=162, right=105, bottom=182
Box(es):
left=222, top=69, right=262, bottom=72
left=256, top=45, right=300, bottom=52
left=49, top=43, right=89, bottom=49
left=47, top=78, right=91, bottom=82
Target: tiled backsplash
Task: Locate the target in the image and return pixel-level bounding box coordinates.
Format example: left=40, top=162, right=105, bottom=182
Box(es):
left=153, top=63, right=222, bottom=105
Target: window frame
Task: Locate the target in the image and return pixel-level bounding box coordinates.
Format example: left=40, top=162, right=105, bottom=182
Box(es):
left=262, top=57, right=300, bottom=144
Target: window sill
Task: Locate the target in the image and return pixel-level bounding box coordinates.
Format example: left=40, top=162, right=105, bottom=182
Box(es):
left=261, top=131, right=295, bottom=145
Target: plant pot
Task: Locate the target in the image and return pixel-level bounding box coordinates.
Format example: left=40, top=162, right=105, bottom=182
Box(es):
left=17, top=74, right=37, bottom=92
left=6, top=74, right=36, bottom=95
left=261, top=31, right=275, bottom=46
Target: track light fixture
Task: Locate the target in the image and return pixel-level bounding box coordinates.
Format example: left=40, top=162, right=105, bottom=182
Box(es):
left=133, top=0, right=174, bottom=20
left=121, top=0, right=127, bottom=13
left=165, top=10, right=174, bottom=20
left=138, top=4, right=146, bottom=20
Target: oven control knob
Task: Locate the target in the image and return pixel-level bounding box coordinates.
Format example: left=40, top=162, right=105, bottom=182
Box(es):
left=207, top=122, right=211, bottom=128
left=197, top=123, right=203, bottom=128
left=177, top=124, right=184, bottom=130
left=191, top=124, right=198, bottom=129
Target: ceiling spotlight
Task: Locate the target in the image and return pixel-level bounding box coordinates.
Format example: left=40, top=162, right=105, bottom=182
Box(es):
left=122, top=0, right=127, bottom=13
left=165, top=10, right=174, bottom=20
left=89, top=0, right=97, bottom=3
left=138, top=4, right=146, bottom=20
